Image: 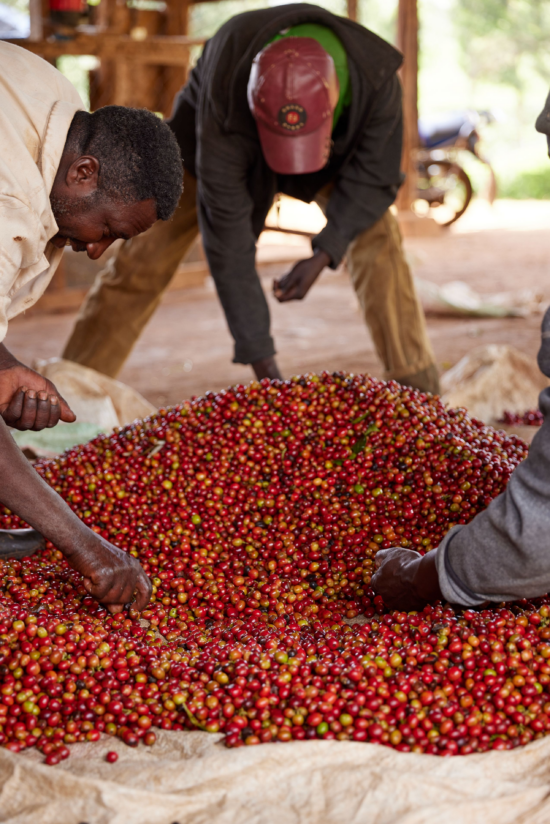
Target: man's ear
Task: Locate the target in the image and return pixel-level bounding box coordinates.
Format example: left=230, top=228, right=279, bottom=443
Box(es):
left=65, top=156, right=100, bottom=194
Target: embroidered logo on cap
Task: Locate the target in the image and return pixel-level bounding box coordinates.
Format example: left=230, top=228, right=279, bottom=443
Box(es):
left=278, top=104, right=307, bottom=131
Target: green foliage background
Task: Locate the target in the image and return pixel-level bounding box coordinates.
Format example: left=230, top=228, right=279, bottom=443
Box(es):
left=456, top=0, right=550, bottom=89
left=1, top=0, right=26, bottom=13
left=453, top=0, right=550, bottom=197
left=500, top=166, right=550, bottom=199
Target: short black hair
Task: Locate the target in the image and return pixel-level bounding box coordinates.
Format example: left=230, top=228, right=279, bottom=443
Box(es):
left=65, top=107, right=183, bottom=220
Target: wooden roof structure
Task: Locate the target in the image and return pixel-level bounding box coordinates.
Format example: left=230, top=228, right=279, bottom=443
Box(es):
left=11, top=0, right=418, bottom=185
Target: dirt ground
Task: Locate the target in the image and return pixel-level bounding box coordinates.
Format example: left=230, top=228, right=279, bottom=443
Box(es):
left=5, top=199, right=550, bottom=408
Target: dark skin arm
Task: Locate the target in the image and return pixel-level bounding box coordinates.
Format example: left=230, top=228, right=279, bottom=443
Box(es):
left=273, top=249, right=331, bottom=303
left=370, top=547, right=443, bottom=611
left=0, top=415, right=151, bottom=613
left=259, top=249, right=332, bottom=382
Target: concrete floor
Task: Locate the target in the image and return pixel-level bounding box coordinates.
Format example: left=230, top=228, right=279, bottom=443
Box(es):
left=5, top=199, right=550, bottom=408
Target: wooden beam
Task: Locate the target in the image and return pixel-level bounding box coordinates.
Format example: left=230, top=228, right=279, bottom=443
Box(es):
left=9, top=33, right=206, bottom=66
left=396, top=0, right=418, bottom=212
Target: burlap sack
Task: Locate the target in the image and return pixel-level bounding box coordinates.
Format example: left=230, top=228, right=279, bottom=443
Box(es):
left=441, top=345, right=548, bottom=425
left=2, top=730, right=550, bottom=824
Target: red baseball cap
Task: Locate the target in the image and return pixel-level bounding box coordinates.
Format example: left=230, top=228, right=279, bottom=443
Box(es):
left=247, top=37, right=339, bottom=175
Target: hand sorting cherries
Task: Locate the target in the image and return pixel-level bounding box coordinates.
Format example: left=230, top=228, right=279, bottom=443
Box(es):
left=2, top=372, right=549, bottom=764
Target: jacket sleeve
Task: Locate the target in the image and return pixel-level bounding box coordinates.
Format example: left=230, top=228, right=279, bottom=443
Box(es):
left=312, top=74, right=403, bottom=268
left=167, top=48, right=207, bottom=176
left=195, top=115, right=275, bottom=365
left=177, top=41, right=207, bottom=110
left=434, top=308, right=550, bottom=605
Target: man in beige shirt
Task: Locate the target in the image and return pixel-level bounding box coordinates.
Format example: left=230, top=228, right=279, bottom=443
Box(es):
left=0, top=42, right=183, bottom=612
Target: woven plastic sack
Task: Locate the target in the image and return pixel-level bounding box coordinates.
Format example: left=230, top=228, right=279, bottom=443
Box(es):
left=10, top=359, right=157, bottom=456
left=441, top=345, right=548, bottom=426
left=33, top=358, right=156, bottom=429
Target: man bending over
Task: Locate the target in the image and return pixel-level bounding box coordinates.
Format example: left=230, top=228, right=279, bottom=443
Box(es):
left=0, top=42, right=183, bottom=612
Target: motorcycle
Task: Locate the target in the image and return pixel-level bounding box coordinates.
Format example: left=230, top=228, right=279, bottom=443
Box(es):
left=416, top=110, right=497, bottom=226
left=264, top=110, right=497, bottom=236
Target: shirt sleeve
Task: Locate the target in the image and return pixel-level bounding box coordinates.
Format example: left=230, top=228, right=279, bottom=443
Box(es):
left=0, top=284, right=10, bottom=342
left=196, top=115, right=275, bottom=365
left=433, top=309, right=550, bottom=605
left=433, top=529, right=487, bottom=607
left=312, top=74, right=404, bottom=268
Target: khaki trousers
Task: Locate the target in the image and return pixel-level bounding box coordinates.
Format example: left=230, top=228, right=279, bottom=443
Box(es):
left=347, top=210, right=436, bottom=384
left=62, top=175, right=437, bottom=388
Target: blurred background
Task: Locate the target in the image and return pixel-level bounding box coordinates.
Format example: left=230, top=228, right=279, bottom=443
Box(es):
left=3, top=0, right=550, bottom=420
left=4, top=0, right=550, bottom=197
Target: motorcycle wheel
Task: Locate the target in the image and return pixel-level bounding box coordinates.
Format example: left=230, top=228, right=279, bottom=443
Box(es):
left=415, top=159, right=473, bottom=226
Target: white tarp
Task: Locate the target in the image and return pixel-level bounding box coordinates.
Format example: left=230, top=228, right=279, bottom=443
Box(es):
left=2, top=730, right=550, bottom=824
left=415, top=279, right=543, bottom=318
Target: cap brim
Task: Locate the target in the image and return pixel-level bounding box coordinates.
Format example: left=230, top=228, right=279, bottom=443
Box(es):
left=257, top=120, right=332, bottom=175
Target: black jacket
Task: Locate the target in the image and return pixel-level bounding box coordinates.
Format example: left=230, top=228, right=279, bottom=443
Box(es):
left=169, top=4, right=403, bottom=364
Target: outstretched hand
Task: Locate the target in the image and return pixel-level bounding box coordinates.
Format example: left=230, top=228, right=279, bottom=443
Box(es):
left=273, top=249, right=331, bottom=302
left=0, top=349, right=75, bottom=430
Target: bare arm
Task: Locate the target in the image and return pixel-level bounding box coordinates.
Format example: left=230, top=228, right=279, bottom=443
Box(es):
left=0, top=415, right=151, bottom=613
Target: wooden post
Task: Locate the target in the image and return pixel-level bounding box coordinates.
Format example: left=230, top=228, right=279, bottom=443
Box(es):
left=347, top=0, right=358, bottom=22
left=40, top=0, right=53, bottom=39
left=29, top=0, right=43, bottom=41
left=396, top=0, right=418, bottom=212
left=111, top=0, right=131, bottom=34
left=130, top=8, right=162, bottom=110
left=160, top=0, right=191, bottom=117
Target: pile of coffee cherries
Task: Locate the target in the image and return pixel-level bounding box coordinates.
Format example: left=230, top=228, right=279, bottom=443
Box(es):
left=2, top=372, right=548, bottom=763
left=500, top=410, right=543, bottom=427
